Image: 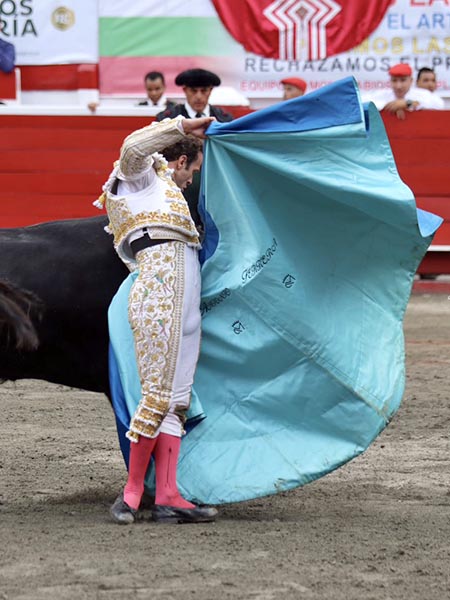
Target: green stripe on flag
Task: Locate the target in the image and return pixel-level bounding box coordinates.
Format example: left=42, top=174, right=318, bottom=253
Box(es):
left=100, top=17, right=237, bottom=57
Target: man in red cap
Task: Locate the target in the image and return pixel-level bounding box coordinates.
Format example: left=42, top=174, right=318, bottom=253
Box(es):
left=281, top=77, right=307, bottom=101
left=361, top=63, right=443, bottom=119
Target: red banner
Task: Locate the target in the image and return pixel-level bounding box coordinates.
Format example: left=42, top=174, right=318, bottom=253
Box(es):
left=212, top=0, right=393, bottom=61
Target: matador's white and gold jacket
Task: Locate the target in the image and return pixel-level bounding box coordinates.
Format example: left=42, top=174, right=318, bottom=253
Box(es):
left=96, top=117, right=200, bottom=265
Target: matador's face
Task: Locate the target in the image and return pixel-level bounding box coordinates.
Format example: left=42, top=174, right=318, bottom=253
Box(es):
left=172, top=152, right=203, bottom=191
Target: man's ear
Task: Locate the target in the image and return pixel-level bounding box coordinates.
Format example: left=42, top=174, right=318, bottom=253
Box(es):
left=175, top=155, right=188, bottom=170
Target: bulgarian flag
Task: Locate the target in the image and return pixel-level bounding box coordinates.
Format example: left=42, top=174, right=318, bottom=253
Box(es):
left=99, top=0, right=240, bottom=95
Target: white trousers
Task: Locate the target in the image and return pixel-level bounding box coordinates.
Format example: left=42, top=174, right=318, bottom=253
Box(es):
left=126, top=241, right=201, bottom=441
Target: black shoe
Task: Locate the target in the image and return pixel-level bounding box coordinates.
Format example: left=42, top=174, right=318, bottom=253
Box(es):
left=152, top=504, right=218, bottom=524
left=110, top=492, right=138, bottom=525
left=139, top=491, right=155, bottom=510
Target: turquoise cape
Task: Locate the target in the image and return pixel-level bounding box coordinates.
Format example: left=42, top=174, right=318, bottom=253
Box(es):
left=108, top=77, right=441, bottom=505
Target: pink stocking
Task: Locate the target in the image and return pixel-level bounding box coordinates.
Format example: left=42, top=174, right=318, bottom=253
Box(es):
left=124, top=435, right=158, bottom=510
left=154, top=433, right=195, bottom=508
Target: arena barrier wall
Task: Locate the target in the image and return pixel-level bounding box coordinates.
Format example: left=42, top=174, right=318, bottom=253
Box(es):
left=1, top=109, right=449, bottom=274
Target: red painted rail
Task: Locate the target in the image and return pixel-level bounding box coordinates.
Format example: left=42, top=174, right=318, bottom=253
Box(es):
left=1, top=110, right=450, bottom=273
left=381, top=111, right=450, bottom=275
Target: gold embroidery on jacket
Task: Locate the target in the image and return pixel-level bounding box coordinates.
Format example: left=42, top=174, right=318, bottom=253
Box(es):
left=127, top=242, right=185, bottom=441
left=105, top=197, right=199, bottom=251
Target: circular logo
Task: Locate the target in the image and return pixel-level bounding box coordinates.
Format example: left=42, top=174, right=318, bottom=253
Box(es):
left=51, top=7, right=75, bottom=31
left=212, top=0, right=393, bottom=61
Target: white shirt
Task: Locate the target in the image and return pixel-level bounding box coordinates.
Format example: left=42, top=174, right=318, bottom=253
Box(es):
left=133, top=95, right=175, bottom=117
left=184, top=102, right=211, bottom=118
left=412, top=87, right=445, bottom=109
left=361, top=86, right=444, bottom=111
left=154, top=94, right=171, bottom=109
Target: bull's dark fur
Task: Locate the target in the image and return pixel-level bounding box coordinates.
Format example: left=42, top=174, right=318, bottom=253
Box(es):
left=0, top=216, right=128, bottom=395
left=0, top=280, right=41, bottom=351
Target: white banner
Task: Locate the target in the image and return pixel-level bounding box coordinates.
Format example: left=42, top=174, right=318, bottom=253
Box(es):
left=96, top=0, right=450, bottom=98
left=98, top=0, right=216, bottom=18
left=3, top=0, right=449, bottom=94
left=236, top=0, right=450, bottom=97
left=1, top=0, right=98, bottom=65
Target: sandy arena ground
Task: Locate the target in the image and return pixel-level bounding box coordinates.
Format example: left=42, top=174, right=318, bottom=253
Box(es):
left=1, top=293, right=449, bottom=600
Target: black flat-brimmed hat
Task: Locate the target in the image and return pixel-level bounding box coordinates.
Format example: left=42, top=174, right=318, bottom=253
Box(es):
left=175, top=68, right=221, bottom=87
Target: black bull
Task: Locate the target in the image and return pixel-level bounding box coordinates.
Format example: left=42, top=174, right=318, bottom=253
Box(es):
left=0, top=216, right=128, bottom=395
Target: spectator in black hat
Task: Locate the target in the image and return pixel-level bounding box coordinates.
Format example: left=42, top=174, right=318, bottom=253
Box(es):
left=156, top=68, right=233, bottom=123
left=156, top=69, right=233, bottom=231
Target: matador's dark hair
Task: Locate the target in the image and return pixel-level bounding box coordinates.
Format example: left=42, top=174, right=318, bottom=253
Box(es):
left=161, top=135, right=203, bottom=167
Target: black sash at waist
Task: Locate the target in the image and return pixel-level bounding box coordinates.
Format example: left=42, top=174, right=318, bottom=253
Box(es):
left=130, top=233, right=172, bottom=256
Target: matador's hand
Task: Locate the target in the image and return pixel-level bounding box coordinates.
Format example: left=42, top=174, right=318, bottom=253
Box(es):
left=182, top=117, right=216, bottom=138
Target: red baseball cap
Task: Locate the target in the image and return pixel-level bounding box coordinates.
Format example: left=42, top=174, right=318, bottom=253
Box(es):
left=388, top=63, right=412, bottom=77
left=281, top=77, right=307, bottom=92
